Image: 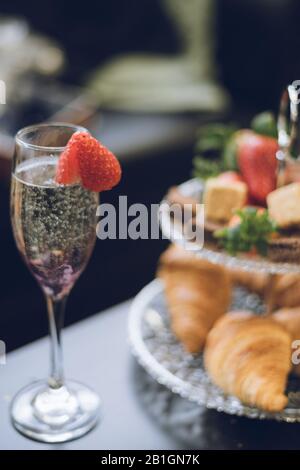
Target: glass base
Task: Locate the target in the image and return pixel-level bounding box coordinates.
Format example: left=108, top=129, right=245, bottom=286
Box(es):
left=10, top=380, right=101, bottom=443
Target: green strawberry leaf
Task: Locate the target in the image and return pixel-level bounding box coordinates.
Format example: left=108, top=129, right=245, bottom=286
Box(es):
left=251, top=111, right=277, bottom=138
left=193, top=123, right=238, bottom=179
left=222, top=135, right=238, bottom=170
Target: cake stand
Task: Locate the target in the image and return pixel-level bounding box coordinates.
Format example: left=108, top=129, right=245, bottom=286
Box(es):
left=128, top=178, right=300, bottom=422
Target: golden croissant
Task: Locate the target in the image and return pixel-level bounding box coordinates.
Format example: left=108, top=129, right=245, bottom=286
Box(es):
left=229, top=268, right=300, bottom=309
left=157, top=244, right=231, bottom=353
left=270, top=275, right=300, bottom=309
left=273, top=307, right=300, bottom=340
left=204, top=311, right=292, bottom=412
left=273, top=307, right=300, bottom=375
left=228, top=268, right=269, bottom=295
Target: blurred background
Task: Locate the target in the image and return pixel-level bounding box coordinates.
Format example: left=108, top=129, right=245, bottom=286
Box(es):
left=1, top=0, right=300, bottom=351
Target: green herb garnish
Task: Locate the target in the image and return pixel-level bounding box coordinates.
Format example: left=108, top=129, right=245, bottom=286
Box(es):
left=192, top=123, right=237, bottom=180
left=214, top=207, right=278, bottom=256
left=194, top=123, right=237, bottom=155
left=192, top=156, right=223, bottom=180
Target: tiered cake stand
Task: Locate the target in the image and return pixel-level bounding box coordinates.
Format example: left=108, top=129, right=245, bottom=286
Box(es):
left=128, top=178, right=300, bottom=422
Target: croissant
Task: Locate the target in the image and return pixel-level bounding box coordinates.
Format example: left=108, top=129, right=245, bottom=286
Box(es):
left=273, top=307, right=300, bottom=339
left=228, top=268, right=269, bottom=295
left=204, top=311, right=292, bottom=412
left=229, top=268, right=300, bottom=309
left=270, top=275, right=300, bottom=309
left=158, top=244, right=231, bottom=353
left=273, top=307, right=300, bottom=375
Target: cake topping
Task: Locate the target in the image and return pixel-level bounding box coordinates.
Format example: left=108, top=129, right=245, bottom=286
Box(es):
left=204, top=176, right=248, bottom=223
left=192, top=117, right=279, bottom=204
left=55, top=131, right=121, bottom=192
left=214, top=207, right=278, bottom=256
left=236, top=130, right=278, bottom=204
left=267, top=182, right=300, bottom=229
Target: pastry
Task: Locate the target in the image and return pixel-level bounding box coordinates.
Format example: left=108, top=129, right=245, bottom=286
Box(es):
left=228, top=268, right=269, bottom=294
left=267, top=183, right=300, bottom=229
left=273, top=307, right=300, bottom=375
left=203, top=177, right=247, bottom=223
left=273, top=307, right=300, bottom=336
left=228, top=267, right=300, bottom=309
left=158, top=244, right=231, bottom=353
left=204, top=311, right=292, bottom=412
left=270, top=275, right=300, bottom=308
left=268, top=236, right=300, bottom=264
left=166, top=179, right=300, bottom=264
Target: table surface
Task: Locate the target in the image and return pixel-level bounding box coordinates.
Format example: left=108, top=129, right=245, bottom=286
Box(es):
left=2, top=298, right=300, bottom=450
left=0, top=300, right=183, bottom=450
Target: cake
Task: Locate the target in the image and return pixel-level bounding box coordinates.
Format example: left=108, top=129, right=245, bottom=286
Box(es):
left=267, top=183, right=300, bottom=229
left=203, top=178, right=248, bottom=223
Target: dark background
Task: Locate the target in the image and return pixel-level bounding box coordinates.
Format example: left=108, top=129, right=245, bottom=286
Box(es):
left=1, top=0, right=299, bottom=109
left=1, top=0, right=300, bottom=350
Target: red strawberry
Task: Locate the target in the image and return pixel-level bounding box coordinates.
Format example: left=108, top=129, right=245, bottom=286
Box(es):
left=75, top=133, right=121, bottom=191
left=55, top=141, right=80, bottom=185
left=217, top=171, right=245, bottom=184
left=236, top=130, right=278, bottom=204
left=55, top=131, right=121, bottom=191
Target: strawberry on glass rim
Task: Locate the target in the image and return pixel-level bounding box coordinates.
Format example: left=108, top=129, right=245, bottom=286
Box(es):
left=55, top=131, right=121, bottom=192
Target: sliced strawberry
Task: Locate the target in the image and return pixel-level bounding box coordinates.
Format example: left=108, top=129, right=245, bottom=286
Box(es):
left=55, top=141, right=80, bottom=185
left=55, top=131, right=121, bottom=192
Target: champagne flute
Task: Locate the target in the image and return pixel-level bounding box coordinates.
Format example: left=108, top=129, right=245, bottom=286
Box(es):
left=10, top=123, right=100, bottom=443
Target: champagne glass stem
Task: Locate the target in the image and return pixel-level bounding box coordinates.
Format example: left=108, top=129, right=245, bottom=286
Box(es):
left=46, top=295, right=66, bottom=389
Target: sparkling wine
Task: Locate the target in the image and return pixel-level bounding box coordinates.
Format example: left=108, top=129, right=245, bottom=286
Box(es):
left=11, top=157, right=98, bottom=299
